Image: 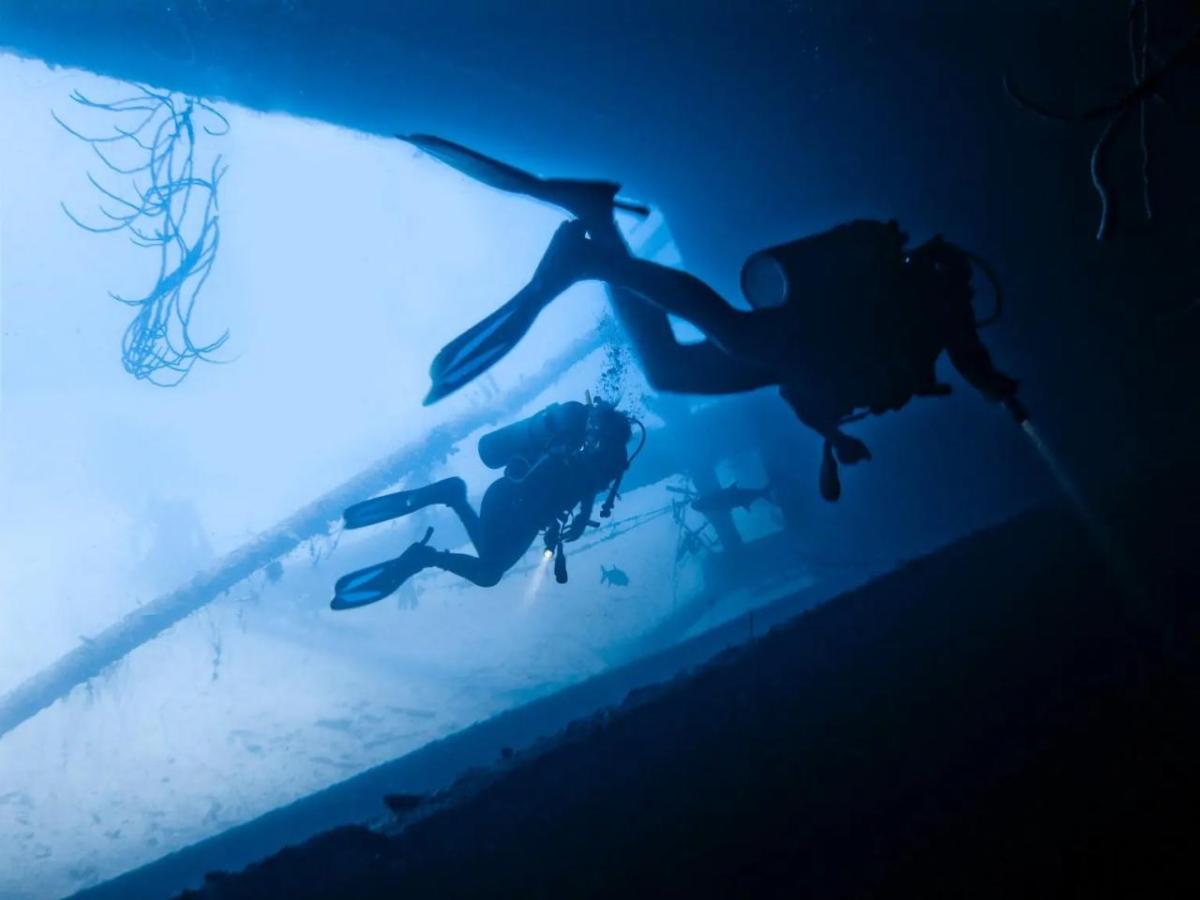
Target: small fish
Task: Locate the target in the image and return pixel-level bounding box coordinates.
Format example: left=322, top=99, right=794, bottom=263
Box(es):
left=690, top=482, right=773, bottom=514
left=600, top=565, right=630, bottom=587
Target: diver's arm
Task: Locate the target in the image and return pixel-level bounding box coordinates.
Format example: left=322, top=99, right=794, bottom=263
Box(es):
left=911, top=238, right=1019, bottom=405
left=564, top=495, right=595, bottom=541
left=563, top=494, right=596, bottom=542
left=945, top=327, right=1018, bottom=403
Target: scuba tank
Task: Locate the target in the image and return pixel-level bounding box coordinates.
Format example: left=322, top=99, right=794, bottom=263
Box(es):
left=478, top=402, right=588, bottom=470
left=739, top=219, right=910, bottom=310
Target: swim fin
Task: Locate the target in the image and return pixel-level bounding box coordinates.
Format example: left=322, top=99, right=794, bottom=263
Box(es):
left=425, top=220, right=591, bottom=405
left=398, top=134, right=650, bottom=221
left=331, top=528, right=434, bottom=610
left=400, top=135, right=650, bottom=403
left=425, top=290, right=542, bottom=405
left=400, top=134, right=548, bottom=198
left=343, top=479, right=466, bottom=529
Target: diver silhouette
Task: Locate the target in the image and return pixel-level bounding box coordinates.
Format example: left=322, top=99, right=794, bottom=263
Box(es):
left=406, top=135, right=1023, bottom=501
left=331, top=399, right=642, bottom=609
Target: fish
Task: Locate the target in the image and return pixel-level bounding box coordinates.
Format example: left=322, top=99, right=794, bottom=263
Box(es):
left=600, top=564, right=631, bottom=587
left=690, top=482, right=773, bottom=514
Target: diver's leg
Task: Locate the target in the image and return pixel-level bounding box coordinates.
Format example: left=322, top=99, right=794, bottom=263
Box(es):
left=606, top=284, right=776, bottom=394
left=420, top=551, right=507, bottom=588
left=332, top=515, right=517, bottom=605
left=425, top=479, right=542, bottom=586
left=583, top=217, right=775, bottom=395
left=592, top=252, right=755, bottom=357
left=440, top=489, right=484, bottom=552
left=332, top=495, right=525, bottom=604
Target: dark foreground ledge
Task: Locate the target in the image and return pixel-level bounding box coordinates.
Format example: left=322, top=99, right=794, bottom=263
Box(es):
left=182, top=467, right=1197, bottom=899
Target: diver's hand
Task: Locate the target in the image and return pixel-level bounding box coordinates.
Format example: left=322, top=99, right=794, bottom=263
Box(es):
left=1002, top=394, right=1030, bottom=424
left=976, top=371, right=1019, bottom=405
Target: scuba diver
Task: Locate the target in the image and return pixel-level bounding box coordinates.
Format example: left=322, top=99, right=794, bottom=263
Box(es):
left=332, top=398, right=644, bottom=609
left=403, top=135, right=1025, bottom=501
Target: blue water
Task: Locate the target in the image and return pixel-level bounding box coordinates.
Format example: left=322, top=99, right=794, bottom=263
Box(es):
left=0, top=56, right=813, bottom=898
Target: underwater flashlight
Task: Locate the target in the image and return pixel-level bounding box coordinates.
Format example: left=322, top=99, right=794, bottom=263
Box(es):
left=1003, top=395, right=1030, bottom=425
left=543, top=547, right=555, bottom=560
left=554, top=545, right=568, bottom=584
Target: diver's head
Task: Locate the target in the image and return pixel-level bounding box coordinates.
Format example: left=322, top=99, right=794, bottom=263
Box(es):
left=584, top=400, right=633, bottom=458
left=585, top=399, right=646, bottom=519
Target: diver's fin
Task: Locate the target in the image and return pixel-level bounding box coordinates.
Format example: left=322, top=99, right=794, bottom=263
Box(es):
left=331, top=560, right=398, bottom=610
left=344, top=480, right=465, bottom=529
left=425, top=291, right=539, bottom=405
left=343, top=491, right=418, bottom=530
left=331, top=528, right=434, bottom=610
left=425, top=220, right=591, bottom=405
left=399, top=134, right=650, bottom=220
left=400, top=134, right=548, bottom=198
